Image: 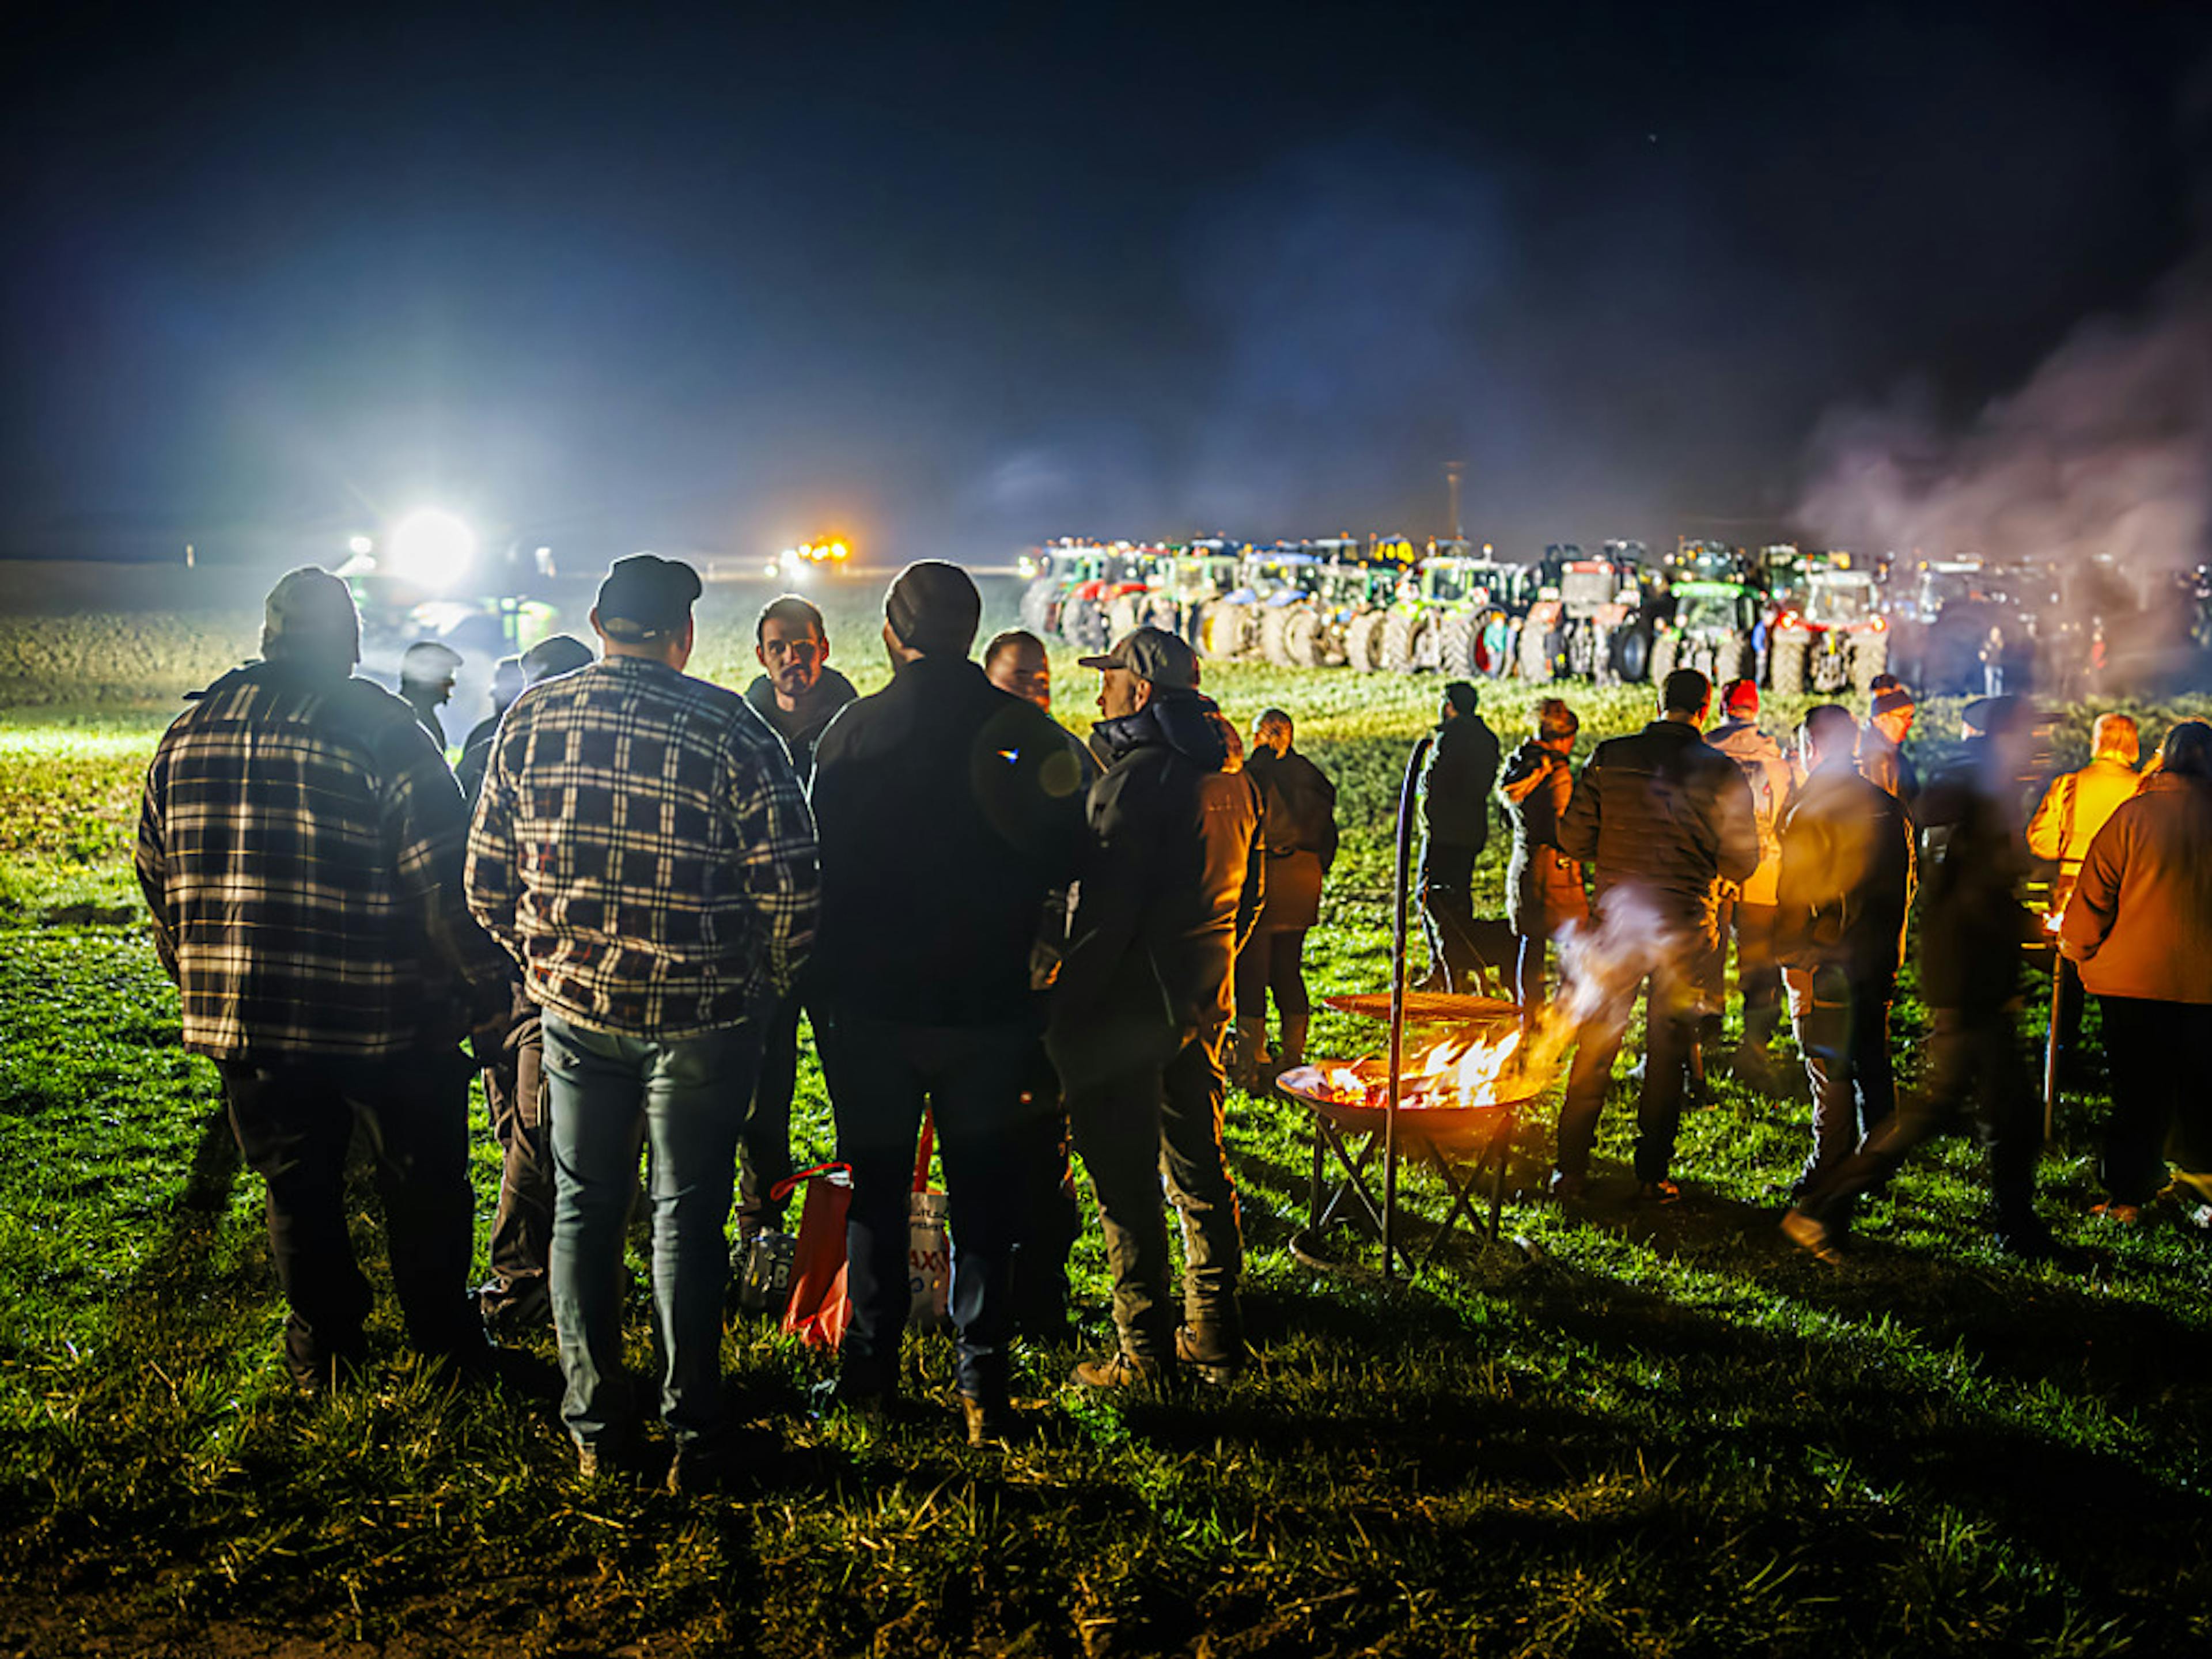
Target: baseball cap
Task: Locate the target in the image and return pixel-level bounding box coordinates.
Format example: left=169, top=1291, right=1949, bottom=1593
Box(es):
left=401, top=640, right=464, bottom=684
left=595, top=554, right=702, bottom=643
left=1721, top=677, right=1758, bottom=717
left=1869, top=673, right=1916, bottom=717
left=261, top=567, right=361, bottom=660
left=1078, top=626, right=1200, bottom=691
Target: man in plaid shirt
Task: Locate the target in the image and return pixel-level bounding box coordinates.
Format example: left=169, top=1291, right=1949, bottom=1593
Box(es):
left=468, top=554, right=818, bottom=1487
left=138, top=567, right=517, bottom=1392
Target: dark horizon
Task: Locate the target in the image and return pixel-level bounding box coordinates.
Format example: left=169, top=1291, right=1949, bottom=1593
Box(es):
left=7, top=1, right=2211, bottom=571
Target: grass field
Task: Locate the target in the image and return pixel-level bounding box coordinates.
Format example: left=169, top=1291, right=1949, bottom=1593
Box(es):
left=3, top=586, right=2210, bottom=1657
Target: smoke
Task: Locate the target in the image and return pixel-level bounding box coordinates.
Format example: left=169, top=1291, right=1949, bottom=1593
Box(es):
left=1796, top=261, right=2212, bottom=592
left=1528, top=885, right=1685, bottom=1080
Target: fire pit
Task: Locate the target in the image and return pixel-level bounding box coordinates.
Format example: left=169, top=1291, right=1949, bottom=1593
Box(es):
left=1282, top=1021, right=1545, bottom=1262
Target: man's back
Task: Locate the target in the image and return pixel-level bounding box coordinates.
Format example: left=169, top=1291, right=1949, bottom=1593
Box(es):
left=2027, top=753, right=2138, bottom=873
left=1423, top=713, right=1501, bottom=847
left=1558, top=719, right=1759, bottom=930
left=808, top=655, right=1087, bottom=1025
left=139, top=660, right=503, bottom=1060
left=466, top=655, right=817, bottom=1037
left=1775, top=766, right=1911, bottom=990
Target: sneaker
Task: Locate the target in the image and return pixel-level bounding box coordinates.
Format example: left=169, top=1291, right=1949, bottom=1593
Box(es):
left=1781, top=1209, right=1844, bottom=1266
left=1547, top=1169, right=1588, bottom=1202
left=1173, top=1327, right=1244, bottom=1388
left=1070, top=1351, right=1167, bottom=1391
left=1633, top=1179, right=1683, bottom=1206
left=809, top=1373, right=892, bottom=1423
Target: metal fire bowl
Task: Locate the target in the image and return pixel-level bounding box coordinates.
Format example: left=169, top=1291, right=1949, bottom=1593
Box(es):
left=1323, top=991, right=1522, bottom=1028
left=1277, top=1063, right=1543, bottom=1157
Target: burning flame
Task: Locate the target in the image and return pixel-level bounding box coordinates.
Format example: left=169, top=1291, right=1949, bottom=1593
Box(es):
left=1316, top=1026, right=1527, bottom=1112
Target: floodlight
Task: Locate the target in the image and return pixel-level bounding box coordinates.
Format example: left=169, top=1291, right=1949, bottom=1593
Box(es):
left=386, top=510, right=478, bottom=589
left=348, top=534, right=374, bottom=555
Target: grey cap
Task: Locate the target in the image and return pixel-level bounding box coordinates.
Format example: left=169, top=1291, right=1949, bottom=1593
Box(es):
left=401, top=639, right=464, bottom=683
left=1079, top=626, right=1200, bottom=691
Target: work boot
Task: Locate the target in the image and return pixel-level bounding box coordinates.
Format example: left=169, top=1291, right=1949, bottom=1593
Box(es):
left=1275, top=1014, right=1309, bottom=1078
left=1173, top=1325, right=1244, bottom=1387
left=1070, top=1351, right=1169, bottom=1391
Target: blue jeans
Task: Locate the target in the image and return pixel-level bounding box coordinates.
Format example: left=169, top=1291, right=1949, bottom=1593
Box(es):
left=541, top=1010, right=762, bottom=1450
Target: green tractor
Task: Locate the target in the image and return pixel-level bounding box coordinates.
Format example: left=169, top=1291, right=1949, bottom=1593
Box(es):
left=1377, top=554, right=1533, bottom=677
left=1650, top=579, right=1759, bottom=687
left=1107, top=543, right=1237, bottom=647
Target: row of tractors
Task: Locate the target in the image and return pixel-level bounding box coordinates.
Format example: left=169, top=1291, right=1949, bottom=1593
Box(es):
left=1016, top=536, right=1907, bottom=695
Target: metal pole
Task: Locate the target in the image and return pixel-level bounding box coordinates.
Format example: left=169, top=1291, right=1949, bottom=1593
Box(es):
left=2043, top=960, right=2063, bottom=1141
left=1385, top=733, right=1434, bottom=1278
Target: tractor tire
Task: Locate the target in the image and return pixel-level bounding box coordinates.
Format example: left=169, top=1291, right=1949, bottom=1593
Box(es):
left=1437, top=613, right=1479, bottom=678
left=1650, top=631, right=1679, bottom=687
left=1345, top=609, right=1388, bottom=672
left=1198, top=601, right=1233, bottom=659
left=1209, top=601, right=1257, bottom=660
left=1851, top=634, right=1888, bottom=698
left=1382, top=610, right=1422, bottom=673
left=1615, top=623, right=1653, bottom=684
left=1107, top=594, right=1145, bottom=642
left=1714, top=635, right=1751, bottom=687
left=1061, top=597, right=1101, bottom=654
left=1285, top=605, right=1327, bottom=667
left=1259, top=604, right=1297, bottom=668
left=1770, top=635, right=1807, bottom=698
left=1519, top=619, right=1554, bottom=683
left=1019, top=577, right=1057, bottom=635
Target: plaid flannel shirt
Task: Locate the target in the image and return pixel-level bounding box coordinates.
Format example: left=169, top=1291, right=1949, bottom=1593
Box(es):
left=465, top=656, right=819, bottom=1038
left=137, top=660, right=516, bottom=1061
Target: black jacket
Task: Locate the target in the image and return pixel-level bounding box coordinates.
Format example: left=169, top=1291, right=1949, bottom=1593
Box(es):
left=1773, top=762, right=1912, bottom=996
left=1422, top=711, right=1502, bottom=850
left=744, top=666, right=859, bottom=781
left=1917, top=744, right=2035, bottom=1012
left=808, top=656, right=1088, bottom=1025
left=1054, top=691, right=1265, bottom=1039
left=1558, top=719, right=1759, bottom=941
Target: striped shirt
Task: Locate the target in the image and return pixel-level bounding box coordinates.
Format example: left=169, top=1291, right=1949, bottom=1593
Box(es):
left=137, top=660, right=516, bottom=1060
left=465, top=655, right=818, bottom=1038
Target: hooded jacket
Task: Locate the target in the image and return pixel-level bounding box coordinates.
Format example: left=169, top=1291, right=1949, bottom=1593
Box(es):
left=744, top=665, right=859, bottom=781
left=1705, top=718, right=1797, bottom=906
left=1557, top=718, right=1759, bottom=945
left=2059, top=772, right=2212, bottom=1003
left=1054, top=691, right=1265, bottom=1039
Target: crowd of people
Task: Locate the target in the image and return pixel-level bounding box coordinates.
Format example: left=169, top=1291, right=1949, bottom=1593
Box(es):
left=133, top=555, right=2212, bottom=1490
left=1437, top=666, right=2212, bottom=1263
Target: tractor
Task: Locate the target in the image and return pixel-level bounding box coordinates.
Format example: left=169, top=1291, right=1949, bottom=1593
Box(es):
left=1518, top=548, right=1661, bottom=684
left=1377, top=554, right=1535, bottom=677
left=1767, top=567, right=1891, bottom=696
left=1107, top=543, right=1238, bottom=647
left=1650, top=579, right=1760, bottom=687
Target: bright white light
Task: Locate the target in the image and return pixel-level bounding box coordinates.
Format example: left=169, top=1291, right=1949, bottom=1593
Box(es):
left=387, top=510, right=477, bottom=589
left=347, top=534, right=374, bottom=555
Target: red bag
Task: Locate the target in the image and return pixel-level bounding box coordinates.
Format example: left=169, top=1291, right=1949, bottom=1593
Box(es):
left=774, top=1161, right=853, bottom=1351
left=772, top=1116, right=950, bottom=1350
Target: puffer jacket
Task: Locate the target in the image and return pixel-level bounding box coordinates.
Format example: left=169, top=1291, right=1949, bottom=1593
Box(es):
left=1054, top=691, right=1265, bottom=1039
left=2059, top=772, right=2212, bottom=1003
left=1557, top=718, right=1759, bottom=945
left=1772, top=760, right=1912, bottom=997
left=1705, top=718, right=1797, bottom=906
left=1498, top=740, right=1587, bottom=935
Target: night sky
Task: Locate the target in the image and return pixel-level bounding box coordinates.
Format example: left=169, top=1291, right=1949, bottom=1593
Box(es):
left=5, top=1, right=2209, bottom=567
